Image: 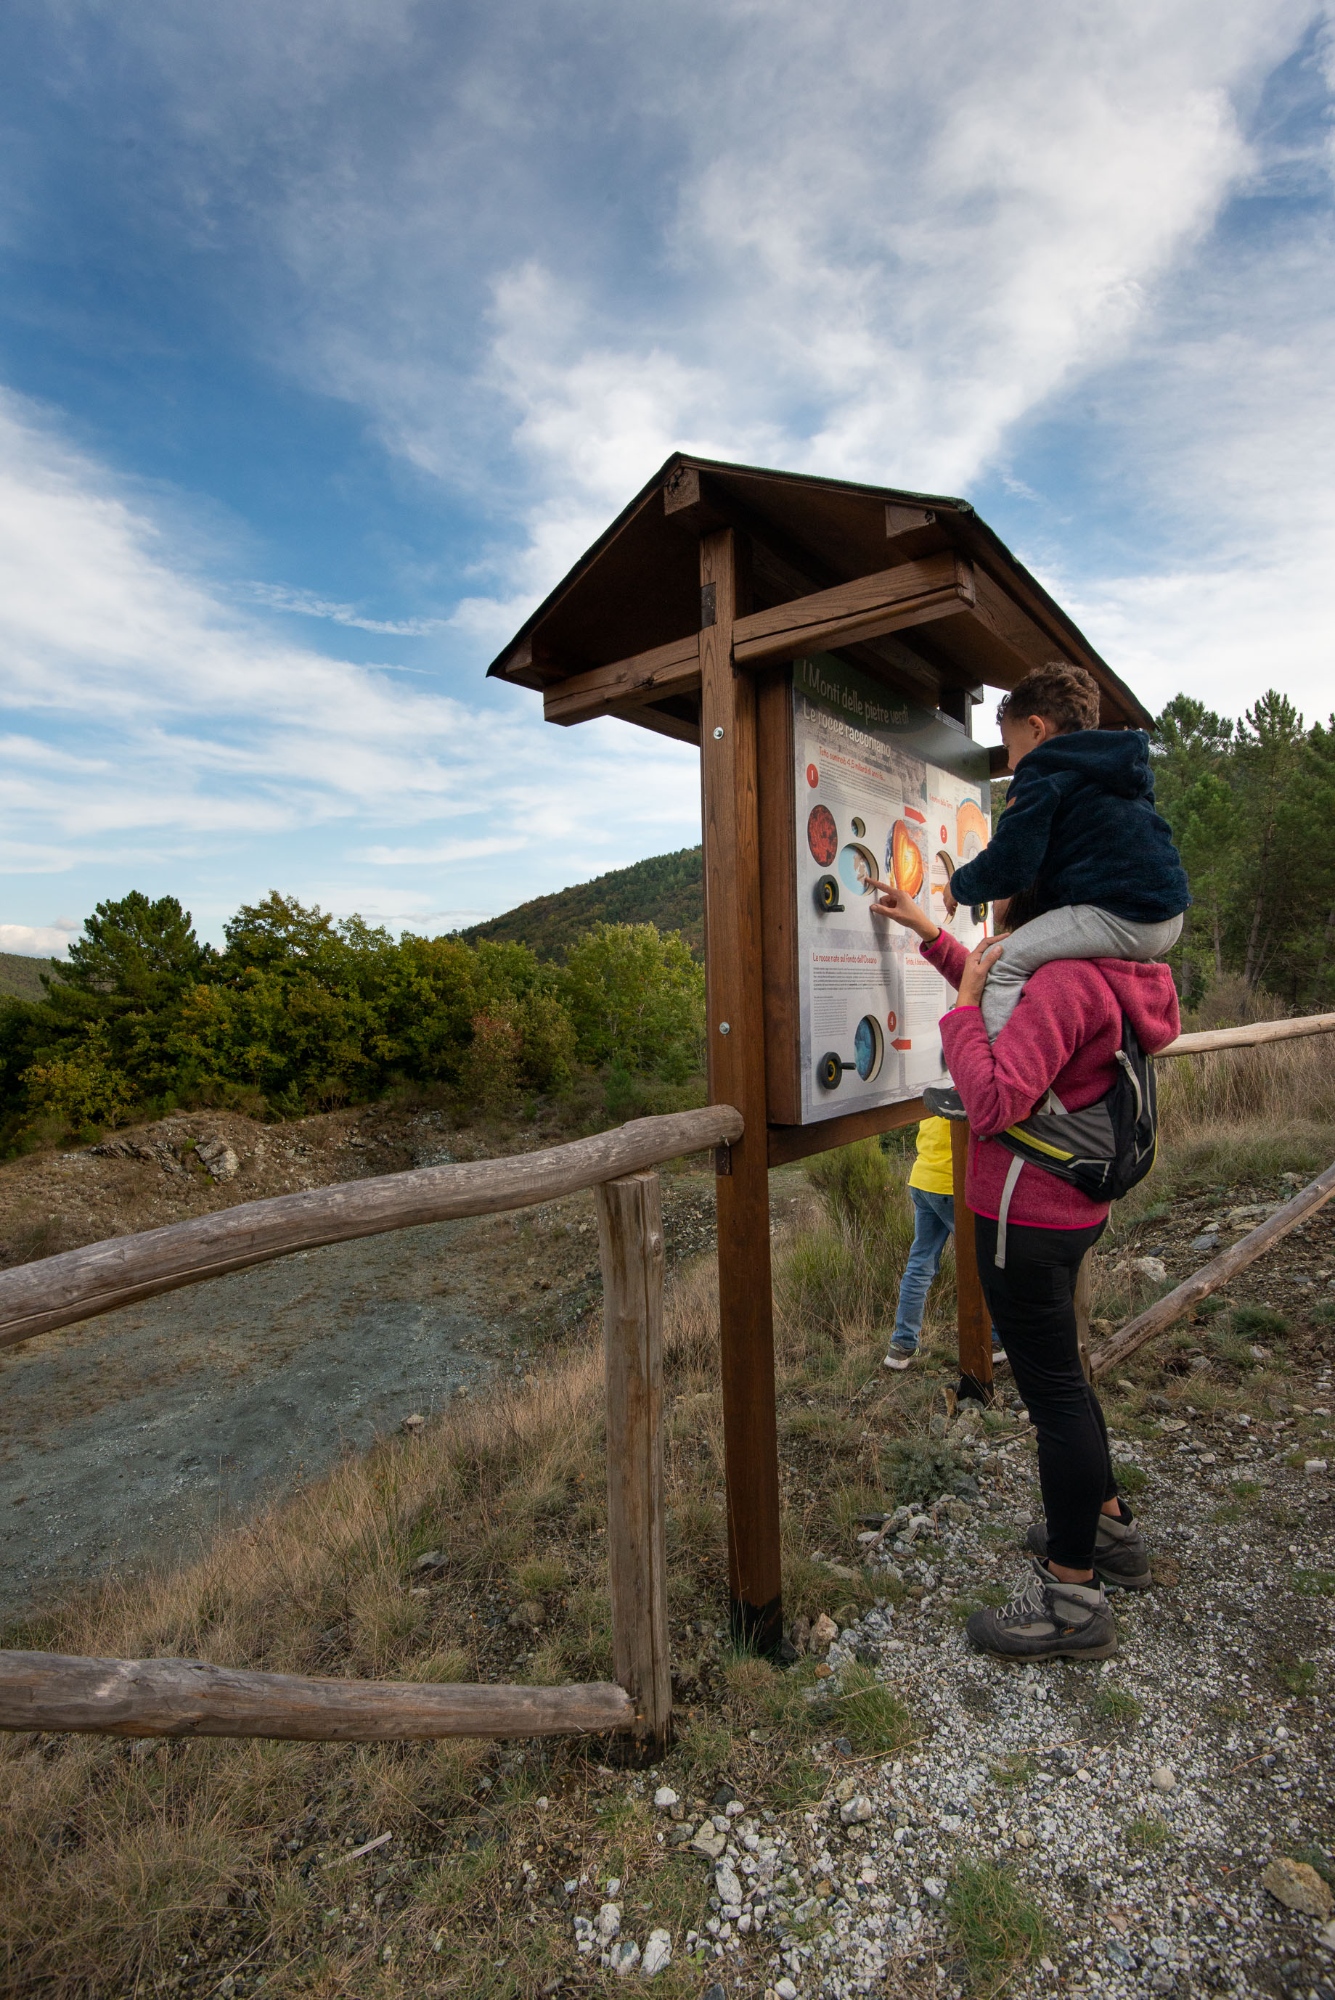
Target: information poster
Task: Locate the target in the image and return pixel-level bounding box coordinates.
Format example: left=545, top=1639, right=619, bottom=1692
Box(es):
left=793, top=653, right=991, bottom=1124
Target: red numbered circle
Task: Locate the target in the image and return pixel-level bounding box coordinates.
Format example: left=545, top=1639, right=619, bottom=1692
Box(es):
left=940, top=824, right=948, bottom=842
left=886, top=1011, right=898, bottom=1033
left=806, top=763, right=819, bottom=788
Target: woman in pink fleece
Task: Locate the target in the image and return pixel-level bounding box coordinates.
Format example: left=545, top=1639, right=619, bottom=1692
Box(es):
left=872, top=883, right=1180, bottom=1662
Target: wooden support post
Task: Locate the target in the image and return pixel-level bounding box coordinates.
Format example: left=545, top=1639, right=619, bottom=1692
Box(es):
left=596, top=1171, right=671, bottom=1757
left=950, top=1120, right=993, bottom=1400
left=699, top=526, right=785, bottom=1655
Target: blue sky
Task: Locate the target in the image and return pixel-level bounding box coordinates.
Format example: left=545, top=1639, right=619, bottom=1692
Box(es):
left=1, top=2, right=1332, bottom=954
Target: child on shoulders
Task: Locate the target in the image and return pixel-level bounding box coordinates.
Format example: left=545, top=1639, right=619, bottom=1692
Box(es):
left=945, top=661, right=1188, bottom=1042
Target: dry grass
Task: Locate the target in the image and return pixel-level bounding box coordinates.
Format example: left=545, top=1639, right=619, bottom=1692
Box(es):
left=0, top=1152, right=961, bottom=2000
left=5, top=1059, right=1328, bottom=1996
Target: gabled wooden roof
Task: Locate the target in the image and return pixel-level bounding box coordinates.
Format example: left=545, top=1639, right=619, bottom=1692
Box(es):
left=487, top=454, right=1150, bottom=742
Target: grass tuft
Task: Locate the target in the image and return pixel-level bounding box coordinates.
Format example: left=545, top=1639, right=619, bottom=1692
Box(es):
left=1092, top=1684, right=1142, bottom=1725
left=830, top=1663, right=917, bottom=1757
left=944, top=1857, right=1053, bottom=1991
left=988, top=1752, right=1037, bottom=1790
left=1125, top=1814, right=1171, bottom=1851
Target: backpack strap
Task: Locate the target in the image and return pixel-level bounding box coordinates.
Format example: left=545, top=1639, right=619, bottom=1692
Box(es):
left=994, top=1153, right=1025, bottom=1269
left=994, top=1084, right=1065, bottom=1266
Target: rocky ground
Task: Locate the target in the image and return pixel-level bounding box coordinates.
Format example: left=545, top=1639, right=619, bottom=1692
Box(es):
left=578, top=1367, right=1335, bottom=1999
left=0, top=1106, right=726, bottom=1623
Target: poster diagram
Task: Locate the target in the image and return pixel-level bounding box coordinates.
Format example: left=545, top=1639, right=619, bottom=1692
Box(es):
left=792, top=653, right=992, bottom=1124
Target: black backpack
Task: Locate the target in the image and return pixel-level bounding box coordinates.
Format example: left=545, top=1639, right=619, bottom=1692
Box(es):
left=990, top=1012, right=1158, bottom=1266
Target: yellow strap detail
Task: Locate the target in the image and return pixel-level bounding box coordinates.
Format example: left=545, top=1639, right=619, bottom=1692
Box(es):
left=1004, top=1125, right=1075, bottom=1162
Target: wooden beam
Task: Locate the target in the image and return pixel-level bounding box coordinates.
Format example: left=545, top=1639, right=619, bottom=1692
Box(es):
left=766, top=1097, right=926, bottom=1168
left=605, top=699, right=701, bottom=748
left=699, top=527, right=785, bottom=1656
left=885, top=502, right=937, bottom=538
left=1156, top=1012, right=1335, bottom=1058
left=1088, top=1158, right=1335, bottom=1381
left=732, top=553, right=975, bottom=667
left=0, top=1106, right=744, bottom=1352
left=597, top=1172, right=671, bottom=1757
left=0, top=1652, right=634, bottom=1741
left=543, top=634, right=701, bottom=727
left=951, top=1120, right=994, bottom=1398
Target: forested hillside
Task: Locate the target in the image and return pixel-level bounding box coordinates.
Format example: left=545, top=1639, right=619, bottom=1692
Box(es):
left=0, top=895, right=705, bottom=1151
left=463, top=847, right=703, bottom=958
left=0, top=952, right=54, bottom=1003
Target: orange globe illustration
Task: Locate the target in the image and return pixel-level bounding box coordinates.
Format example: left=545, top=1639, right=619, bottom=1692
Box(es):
left=890, top=819, right=924, bottom=897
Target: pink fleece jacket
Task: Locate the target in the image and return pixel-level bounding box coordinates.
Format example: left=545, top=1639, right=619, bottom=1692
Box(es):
left=922, top=930, right=1181, bottom=1230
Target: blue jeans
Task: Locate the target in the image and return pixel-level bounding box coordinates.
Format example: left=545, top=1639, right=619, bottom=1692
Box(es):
left=891, top=1189, right=956, bottom=1350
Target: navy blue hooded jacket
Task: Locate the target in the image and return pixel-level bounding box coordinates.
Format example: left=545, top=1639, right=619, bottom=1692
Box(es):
left=949, top=729, right=1190, bottom=924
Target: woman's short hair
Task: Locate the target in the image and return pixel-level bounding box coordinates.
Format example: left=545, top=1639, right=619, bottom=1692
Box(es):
left=996, top=661, right=1101, bottom=734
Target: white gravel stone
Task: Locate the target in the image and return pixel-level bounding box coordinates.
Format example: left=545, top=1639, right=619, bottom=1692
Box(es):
left=641, top=1928, right=672, bottom=1976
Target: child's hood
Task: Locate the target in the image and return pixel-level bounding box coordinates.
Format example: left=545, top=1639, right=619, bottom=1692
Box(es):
left=1018, top=728, right=1153, bottom=800
left=1091, top=958, right=1181, bottom=1054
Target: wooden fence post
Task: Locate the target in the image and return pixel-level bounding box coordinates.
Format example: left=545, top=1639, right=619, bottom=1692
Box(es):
left=950, top=1119, right=994, bottom=1400
left=595, top=1170, right=671, bottom=1757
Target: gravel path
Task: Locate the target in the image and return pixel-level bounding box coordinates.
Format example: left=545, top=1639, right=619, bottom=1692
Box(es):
left=619, top=1390, right=1335, bottom=1999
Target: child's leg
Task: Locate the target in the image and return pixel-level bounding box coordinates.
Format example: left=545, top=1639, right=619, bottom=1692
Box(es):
left=890, top=1190, right=954, bottom=1350
left=979, top=905, right=1183, bottom=1039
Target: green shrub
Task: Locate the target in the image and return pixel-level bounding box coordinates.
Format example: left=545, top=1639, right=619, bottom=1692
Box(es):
left=882, top=1439, right=963, bottom=1507
left=0, top=890, right=704, bottom=1139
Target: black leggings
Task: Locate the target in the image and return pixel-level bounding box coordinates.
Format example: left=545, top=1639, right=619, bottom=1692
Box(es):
left=974, top=1215, right=1114, bottom=1571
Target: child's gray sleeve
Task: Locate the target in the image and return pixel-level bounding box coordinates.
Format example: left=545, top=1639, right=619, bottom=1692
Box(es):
left=949, top=772, right=1063, bottom=906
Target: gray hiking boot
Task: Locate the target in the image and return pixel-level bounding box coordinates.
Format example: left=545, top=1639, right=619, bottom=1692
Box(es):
left=965, top=1559, right=1117, bottom=1661
left=1025, top=1508, right=1152, bottom=1591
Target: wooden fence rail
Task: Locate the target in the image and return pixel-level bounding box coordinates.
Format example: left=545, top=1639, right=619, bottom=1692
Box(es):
left=1156, top=1011, right=1335, bottom=1059
left=0, top=1106, right=743, bottom=1754
left=0, top=1105, right=742, bottom=1351
left=0, top=1654, right=634, bottom=1742
left=1088, top=1157, right=1335, bottom=1379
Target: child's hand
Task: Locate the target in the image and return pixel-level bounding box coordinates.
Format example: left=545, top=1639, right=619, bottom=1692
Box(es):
left=869, top=882, right=938, bottom=941
left=957, top=937, right=1005, bottom=1008
left=943, top=888, right=958, bottom=918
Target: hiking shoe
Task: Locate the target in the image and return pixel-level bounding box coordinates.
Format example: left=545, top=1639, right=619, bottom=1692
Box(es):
left=883, top=1341, right=918, bottom=1372
left=1025, top=1509, right=1153, bottom=1592
left=965, top=1560, right=1117, bottom=1661
left=922, top=1084, right=967, bottom=1120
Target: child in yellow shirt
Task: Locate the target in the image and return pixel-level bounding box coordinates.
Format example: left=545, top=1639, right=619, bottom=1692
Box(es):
left=883, top=1117, right=958, bottom=1371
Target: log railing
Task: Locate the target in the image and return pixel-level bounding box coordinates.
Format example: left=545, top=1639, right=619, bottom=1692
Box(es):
left=0, top=1105, right=742, bottom=1754
left=1080, top=1012, right=1335, bottom=1377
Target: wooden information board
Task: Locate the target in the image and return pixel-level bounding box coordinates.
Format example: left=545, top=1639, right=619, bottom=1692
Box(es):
left=488, top=454, right=1153, bottom=1654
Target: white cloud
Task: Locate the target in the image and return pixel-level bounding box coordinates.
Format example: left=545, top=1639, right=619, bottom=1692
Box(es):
left=406, top=2, right=1320, bottom=641
left=362, top=835, right=528, bottom=866
left=0, top=391, right=700, bottom=903
left=0, top=918, right=78, bottom=957
left=247, top=583, right=446, bottom=635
